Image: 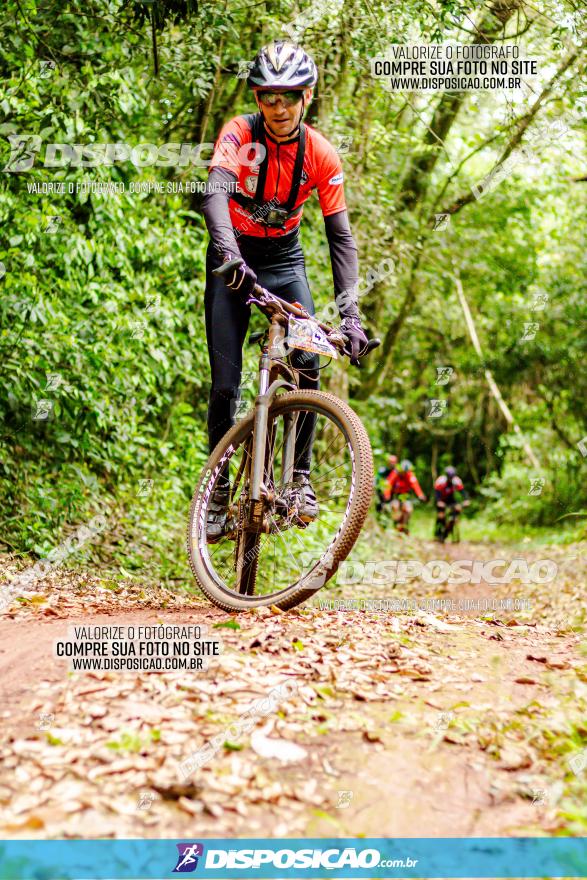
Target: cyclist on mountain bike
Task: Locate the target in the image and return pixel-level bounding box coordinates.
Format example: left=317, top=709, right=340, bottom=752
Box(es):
left=382, top=459, right=427, bottom=534
left=202, top=41, right=369, bottom=541
left=375, top=454, right=398, bottom=512
left=434, top=466, right=469, bottom=538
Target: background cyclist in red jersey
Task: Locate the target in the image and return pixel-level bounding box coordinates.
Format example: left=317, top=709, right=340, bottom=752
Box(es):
left=202, top=41, right=369, bottom=541
left=382, top=459, right=427, bottom=534
left=434, top=465, right=470, bottom=533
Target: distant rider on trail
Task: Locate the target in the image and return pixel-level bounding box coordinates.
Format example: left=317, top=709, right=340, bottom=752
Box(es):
left=434, top=466, right=470, bottom=540
left=382, top=459, right=427, bottom=534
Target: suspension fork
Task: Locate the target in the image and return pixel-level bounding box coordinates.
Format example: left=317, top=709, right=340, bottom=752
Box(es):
left=249, top=317, right=288, bottom=505
left=281, top=411, right=297, bottom=487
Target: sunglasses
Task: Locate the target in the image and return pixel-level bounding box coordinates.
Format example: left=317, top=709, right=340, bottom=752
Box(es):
left=257, top=90, right=304, bottom=107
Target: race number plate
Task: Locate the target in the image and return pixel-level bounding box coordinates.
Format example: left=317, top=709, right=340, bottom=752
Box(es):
left=287, top=316, right=338, bottom=359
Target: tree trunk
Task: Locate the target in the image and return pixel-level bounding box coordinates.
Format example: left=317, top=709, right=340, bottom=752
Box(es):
left=396, top=0, right=523, bottom=213
left=198, top=36, right=226, bottom=145
left=466, top=429, right=481, bottom=486
left=355, top=245, right=423, bottom=399
left=431, top=439, right=438, bottom=482
left=454, top=271, right=541, bottom=470
left=352, top=16, right=578, bottom=401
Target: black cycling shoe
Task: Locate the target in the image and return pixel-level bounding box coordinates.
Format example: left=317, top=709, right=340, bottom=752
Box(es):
left=292, top=474, right=319, bottom=523
left=206, top=486, right=230, bottom=544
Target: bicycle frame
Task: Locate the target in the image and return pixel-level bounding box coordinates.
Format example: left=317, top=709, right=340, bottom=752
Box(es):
left=230, top=281, right=347, bottom=515
left=249, top=315, right=296, bottom=506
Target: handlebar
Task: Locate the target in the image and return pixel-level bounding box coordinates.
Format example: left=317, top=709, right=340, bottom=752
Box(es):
left=213, top=258, right=381, bottom=363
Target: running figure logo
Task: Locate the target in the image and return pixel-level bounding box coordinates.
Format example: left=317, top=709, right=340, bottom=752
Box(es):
left=173, top=843, right=204, bottom=873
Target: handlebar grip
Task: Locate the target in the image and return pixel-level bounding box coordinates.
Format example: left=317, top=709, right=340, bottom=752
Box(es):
left=212, top=257, right=243, bottom=278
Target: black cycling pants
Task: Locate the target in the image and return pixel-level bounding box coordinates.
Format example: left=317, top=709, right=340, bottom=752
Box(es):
left=204, top=231, right=319, bottom=473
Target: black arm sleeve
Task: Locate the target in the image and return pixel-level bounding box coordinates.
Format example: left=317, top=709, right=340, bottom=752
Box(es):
left=324, top=210, right=360, bottom=320
left=202, top=167, right=242, bottom=260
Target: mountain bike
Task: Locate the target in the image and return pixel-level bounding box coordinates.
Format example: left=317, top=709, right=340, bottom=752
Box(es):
left=187, top=259, right=380, bottom=612
left=434, top=502, right=467, bottom=543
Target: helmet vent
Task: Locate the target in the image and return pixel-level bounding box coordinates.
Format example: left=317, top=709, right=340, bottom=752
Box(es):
left=268, top=40, right=297, bottom=72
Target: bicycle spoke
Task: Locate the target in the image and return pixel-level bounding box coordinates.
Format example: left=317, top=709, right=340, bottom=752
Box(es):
left=267, top=516, right=306, bottom=573
left=310, top=461, right=349, bottom=486
left=302, top=434, right=347, bottom=476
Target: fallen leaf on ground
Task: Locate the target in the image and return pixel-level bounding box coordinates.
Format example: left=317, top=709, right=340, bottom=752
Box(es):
left=363, top=730, right=384, bottom=743
left=177, top=797, right=204, bottom=815
left=250, top=726, right=307, bottom=763
left=545, top=658, right=571, bottom=670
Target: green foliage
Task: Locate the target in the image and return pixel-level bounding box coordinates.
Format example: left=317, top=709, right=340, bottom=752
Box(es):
left=106, top=727, right=161, bottom=752
left=480, top=461, right=587, bottom=530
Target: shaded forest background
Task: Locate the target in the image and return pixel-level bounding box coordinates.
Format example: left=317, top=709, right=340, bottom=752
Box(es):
left=0, top=0, right=585, bottom=581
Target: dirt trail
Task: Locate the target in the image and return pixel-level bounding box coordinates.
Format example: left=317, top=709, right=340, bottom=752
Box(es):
left=0, top=539, right=584, bottom=838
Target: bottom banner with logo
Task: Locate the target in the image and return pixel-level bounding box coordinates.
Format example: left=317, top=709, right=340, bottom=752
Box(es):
left=0, top=837, right=586, bottom=879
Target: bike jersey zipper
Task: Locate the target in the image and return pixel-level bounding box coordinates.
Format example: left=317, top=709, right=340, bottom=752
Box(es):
left=261, top=141, right=282, bottom=239
left=274, top=142, right=282, bottom=201
left=258, top=130, right=300, bottom=238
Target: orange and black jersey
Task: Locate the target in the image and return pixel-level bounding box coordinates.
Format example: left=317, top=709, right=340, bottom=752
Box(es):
left=383, top=470, right=426, bottom=501
left=202, top=112, right=359, bottom=306
left=209, top=113, right=347, bottom=237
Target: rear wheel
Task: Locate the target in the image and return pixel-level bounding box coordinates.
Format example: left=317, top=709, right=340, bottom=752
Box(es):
left=187, top=390, right=373, bottom=611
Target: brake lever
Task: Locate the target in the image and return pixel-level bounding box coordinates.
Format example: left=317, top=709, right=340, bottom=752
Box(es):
left=339, top=335, right=381, bottom=365
left=245, top=284, right=273, bottom=309
left=245, top=292, right=266, bottom=308
left=362, top=338, right=381, bottom=358
left=327, top=328, right=347, bottom=349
